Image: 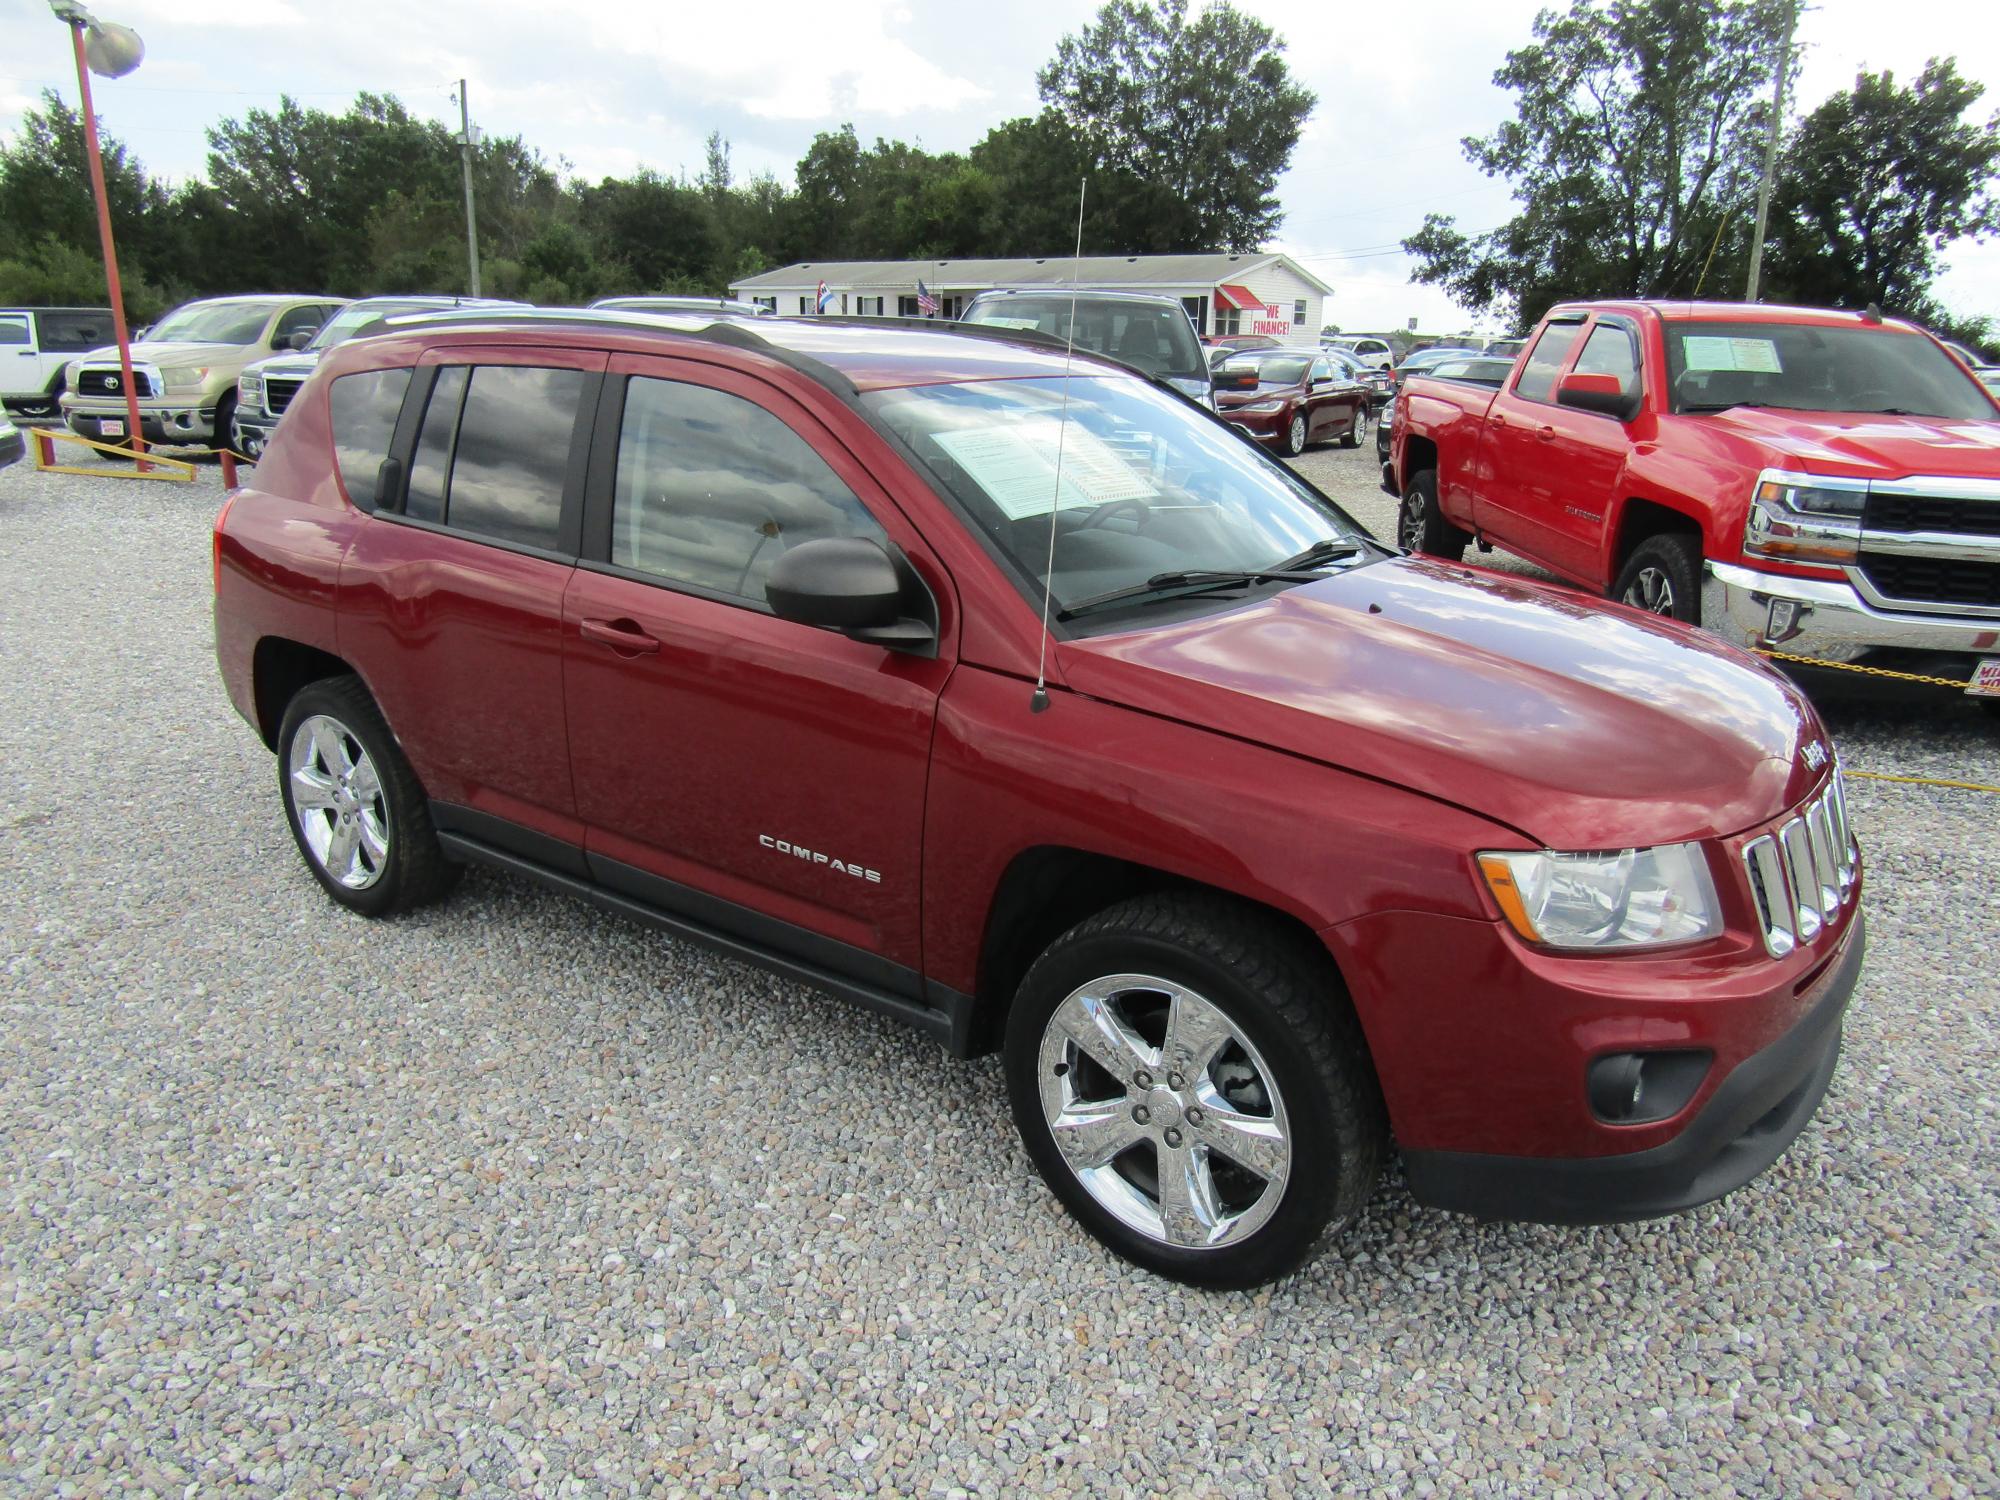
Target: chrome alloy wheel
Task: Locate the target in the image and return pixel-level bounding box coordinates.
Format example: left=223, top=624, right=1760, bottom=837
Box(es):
left=1036, top=974, right=1292, bottom=1250
left=1622, top=565, right=1677, bottom=615
left=287, top=714, right=389, bottom=890
left=1397, top=491, right=1428, bottom=553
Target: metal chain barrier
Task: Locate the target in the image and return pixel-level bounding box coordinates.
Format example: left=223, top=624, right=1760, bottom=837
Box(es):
left=1748, top=649, right=2000, bottom=796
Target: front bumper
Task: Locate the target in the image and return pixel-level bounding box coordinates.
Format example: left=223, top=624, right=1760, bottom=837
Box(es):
left=0, top=425, right=24, bottom=469
left=1401, top=912, right=1861, bottom=1223
left=1703, top=559, right=2000, bottom=664
left=233, top=413, right=277, bottom=457
left=1218, top=408, right=1285, bottom=442
left=62, top=395, right=216, bottom=445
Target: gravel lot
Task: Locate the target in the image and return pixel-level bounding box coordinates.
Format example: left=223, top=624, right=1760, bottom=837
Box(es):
left=2, top=440, right=1996, bottom=1496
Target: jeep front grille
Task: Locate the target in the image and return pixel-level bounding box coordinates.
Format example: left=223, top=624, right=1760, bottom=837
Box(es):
left=1742, top=770, right=1858, bottom=958
left=263, top=377, right=304, bottom=416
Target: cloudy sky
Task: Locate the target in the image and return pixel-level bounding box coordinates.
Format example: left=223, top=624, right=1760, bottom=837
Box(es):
left=3, top=0, right=1995, bottom=334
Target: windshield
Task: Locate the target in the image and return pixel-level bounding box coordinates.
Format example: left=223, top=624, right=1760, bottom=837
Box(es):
left=308, top=301, right=441, bottom=350
left=1223, top=354, right=1312, bottom=384
left=147, top=302, right=272, bottom=345
left=962, top=297, right=1207, bottom=383
left=865, top=375, right=1372, bottom=621
left=1665, top=320, right=1993, bottom=418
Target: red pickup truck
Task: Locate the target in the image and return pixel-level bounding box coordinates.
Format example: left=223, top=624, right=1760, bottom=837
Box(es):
left=1387, top=301, right=2000, bottom=694
left=215, top=310, right=1862, bottom=1287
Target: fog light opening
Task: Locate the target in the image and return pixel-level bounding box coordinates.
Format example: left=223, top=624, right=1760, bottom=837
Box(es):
left=1587, top=1049, right=1712, bottom=1125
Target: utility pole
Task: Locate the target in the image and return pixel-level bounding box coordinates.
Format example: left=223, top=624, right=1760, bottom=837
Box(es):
left=1743, top=0, right=1797, bottom=303
left=457, top=79, right=482, bottom=298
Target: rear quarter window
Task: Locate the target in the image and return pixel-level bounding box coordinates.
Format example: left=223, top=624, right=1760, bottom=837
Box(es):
left=35, top=312, right=111, bottom=352
left=328, top=368, right=413, bottom=511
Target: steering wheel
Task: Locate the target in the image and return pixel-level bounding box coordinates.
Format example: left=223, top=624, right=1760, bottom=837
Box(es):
left=1080, top=499, right=1153, bottom=531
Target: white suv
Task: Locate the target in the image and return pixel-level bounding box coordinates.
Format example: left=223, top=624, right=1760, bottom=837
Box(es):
left=1324, top=336, right=1394, bottom=371
left=2, top=307, right=116, bottom=419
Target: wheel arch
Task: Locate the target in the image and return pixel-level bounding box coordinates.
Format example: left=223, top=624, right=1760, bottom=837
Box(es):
left=966, top=845, right=1367, bottom=1062
left=252, top=636, right=354, bottom=749
left=1609, top=495, right=1704, bottom=578
left=1399, top=433, right=1439, bottom=493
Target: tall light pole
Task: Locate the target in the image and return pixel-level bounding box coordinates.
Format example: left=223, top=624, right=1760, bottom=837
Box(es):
left=1744, top=0, right=1798, bottom=303
left=455, top=79, right=483, bottom=298
left=48, top=1, right=148, bottom=465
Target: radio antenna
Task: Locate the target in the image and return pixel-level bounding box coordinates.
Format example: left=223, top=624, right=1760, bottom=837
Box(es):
left=1029, top=177, right=1087, bottom=714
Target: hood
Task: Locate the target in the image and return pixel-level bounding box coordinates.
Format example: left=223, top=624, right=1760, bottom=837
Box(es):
left=1216, top=381, right=1297, bottom=405
left=79, top=340, right=249, bottom=368
left=242, top=349, right=323, bottom=380
left=1704, top=407, right=2000, bottom=481
left=1057, top=556, right=1829, bottom=850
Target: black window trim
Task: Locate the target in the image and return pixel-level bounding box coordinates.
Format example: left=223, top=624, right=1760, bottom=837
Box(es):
left=373, top=358, right=601, bottom=563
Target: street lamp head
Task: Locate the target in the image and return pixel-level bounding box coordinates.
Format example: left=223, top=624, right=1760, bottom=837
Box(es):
left=84, top=22, right=144, bottom=78
left=47, top=3, right=145, bottom=78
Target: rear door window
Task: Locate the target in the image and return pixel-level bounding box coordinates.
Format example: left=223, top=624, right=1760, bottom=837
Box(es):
left=0, top=315, right=28, bottom=347
left=437, top=365, right=584, bottom=550
left=1513, top=321, right=1586, bottom=403
left=34, top=312, right=109, bottom=351
left=328, top=368, right=413, bottom=510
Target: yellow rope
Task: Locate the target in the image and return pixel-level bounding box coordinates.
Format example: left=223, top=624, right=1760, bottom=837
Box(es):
left=1844, top=770, right=2000, bottom=794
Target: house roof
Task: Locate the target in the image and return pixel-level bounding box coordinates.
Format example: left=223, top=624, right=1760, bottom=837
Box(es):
left=730, top=253, right=1333, bottom=296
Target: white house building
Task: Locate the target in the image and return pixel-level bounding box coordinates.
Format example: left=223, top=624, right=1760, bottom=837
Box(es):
left=727, top=253, right=1333, bottom=347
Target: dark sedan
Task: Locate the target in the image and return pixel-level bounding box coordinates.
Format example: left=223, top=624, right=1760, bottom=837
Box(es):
left=1215, top=349, right=1369, bottom=456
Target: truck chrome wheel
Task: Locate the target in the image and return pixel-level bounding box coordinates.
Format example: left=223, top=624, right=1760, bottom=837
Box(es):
left=1397, top=491, right=1428, bottom=552
left=286, top=713, right=389, bottom=890
left=1036, top=973, right=1292, bottom=1250
left=1622, top=566, right=1677, bottom=615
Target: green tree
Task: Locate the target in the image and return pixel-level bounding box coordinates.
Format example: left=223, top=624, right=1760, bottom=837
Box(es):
left=0, top=90, right=176, bottom=311
left=1763, top=59, right=2000, bottom=321
left=1037, top=0, right=1314, bottom=250
left=1404, top=0, right=1787, bottom=324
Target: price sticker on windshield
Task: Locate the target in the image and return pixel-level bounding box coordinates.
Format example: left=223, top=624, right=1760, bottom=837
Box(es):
left=1682, top=336, right=1783, bottom=374
left=1969, top=658, right=2000, bottom=698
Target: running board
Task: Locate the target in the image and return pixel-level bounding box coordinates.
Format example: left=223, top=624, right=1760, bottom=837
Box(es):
left=436, top=832, right=975, bottom=1054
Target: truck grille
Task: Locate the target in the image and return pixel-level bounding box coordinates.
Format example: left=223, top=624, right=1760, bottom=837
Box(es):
left=1858, top=555, right=2000, bottom=609
left=78, top=368, right=153, bottom=399
left=1864, top=492, right=2000, bottom=539
left=1741, top=771, right=1858, bottom=958
left=263, top=377, right=304, bottom=416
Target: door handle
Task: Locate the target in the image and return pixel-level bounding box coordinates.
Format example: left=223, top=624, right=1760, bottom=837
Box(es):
left=1491, top=413, right=1508, bottom=427
left=1537, top=425, right=1555, bottom=441
left=580, top=616, right=660, bottom=655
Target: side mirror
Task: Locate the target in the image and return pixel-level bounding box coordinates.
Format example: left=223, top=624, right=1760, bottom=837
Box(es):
left=1557, top=371, right=1639, bottom=421
left=285, top=329, right=313, bottom=350
left=766, top=537, right=936, bottom=655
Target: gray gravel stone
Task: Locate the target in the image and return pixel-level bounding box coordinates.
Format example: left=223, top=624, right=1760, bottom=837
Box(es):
left=0, top=443, right=1994, bottom=1496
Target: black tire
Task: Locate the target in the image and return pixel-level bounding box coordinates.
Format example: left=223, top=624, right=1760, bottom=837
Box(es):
left=276, top=675, right=460, bottom=917
left=1612, top=532, right=1702, bottom=624
left=1280, top=411, right=1307, bottom=457
left=1004, top=893, right=1386, bottom=1289
left=1396, top=468, right=1470, bottom=561
left=211, top=391, right=238, bottom=456
left=1339, top=404, right=1365, bottom=449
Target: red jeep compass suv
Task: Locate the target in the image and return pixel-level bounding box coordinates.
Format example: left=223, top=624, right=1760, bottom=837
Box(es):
left=213, top=310, right=1864, bottom=1287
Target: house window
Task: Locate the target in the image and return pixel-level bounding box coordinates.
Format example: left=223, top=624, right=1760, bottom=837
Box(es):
left=753, top=296, right=776, bottom=313
left=1216, top=308, right=1241, bottom=336
left=854, top=296, right=884, bottom=316
left=1181, top=295, right=1208, bottom=334
left=798, top=296, right=813, bottom=314
left=898, top=295, right=920, bottom=317
left=1293, top=300, right=1307, bottom=327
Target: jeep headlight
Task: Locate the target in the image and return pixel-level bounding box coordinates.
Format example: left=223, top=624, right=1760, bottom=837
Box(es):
left=164, top=365, right=210, bottom=390
left=1478, top=843, right=1721, bottom=950
left=1743, top=469, right=1863, bottom=565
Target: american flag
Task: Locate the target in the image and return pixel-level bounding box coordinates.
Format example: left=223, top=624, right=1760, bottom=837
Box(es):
left=816, top=280, right=834, bottom=313
left=916, top=279, right=939, bottom=317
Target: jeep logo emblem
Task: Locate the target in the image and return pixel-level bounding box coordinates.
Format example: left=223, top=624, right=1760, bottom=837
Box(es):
left=1803, top=742, right=1828, bottom=771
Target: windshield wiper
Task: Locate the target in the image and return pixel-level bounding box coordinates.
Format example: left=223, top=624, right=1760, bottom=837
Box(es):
left=1058, top=543, right=1360, bottom=620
